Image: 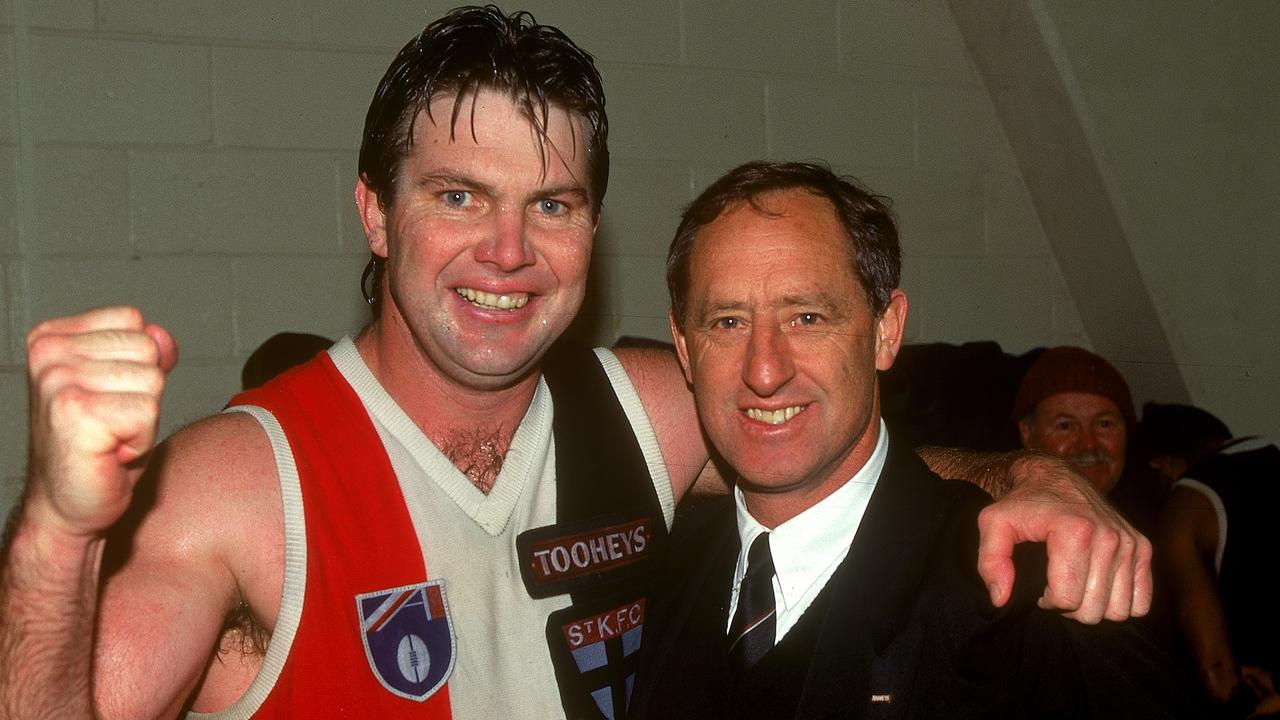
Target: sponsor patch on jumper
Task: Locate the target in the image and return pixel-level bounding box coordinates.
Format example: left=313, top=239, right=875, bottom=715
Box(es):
left=517, top=513, right=654, bottom=598
left=547, top=596, right=646, bottom=720
left=355, top=580, right=455, bottom=702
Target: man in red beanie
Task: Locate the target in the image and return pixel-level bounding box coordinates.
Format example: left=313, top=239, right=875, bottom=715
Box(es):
left=1013, top=346, right=1136, bottom=495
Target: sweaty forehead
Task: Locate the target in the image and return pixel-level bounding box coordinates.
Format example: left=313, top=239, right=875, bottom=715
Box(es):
left=414, top=90, right=586, bottom=162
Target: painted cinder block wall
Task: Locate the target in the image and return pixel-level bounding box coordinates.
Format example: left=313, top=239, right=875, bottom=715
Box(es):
left=5, top=1, right=1270, bottom=515
left=1035, top=0, right=1280, bottom=449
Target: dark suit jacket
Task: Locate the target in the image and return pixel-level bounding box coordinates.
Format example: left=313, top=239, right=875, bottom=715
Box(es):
left=630, top=440, right=1199, bottom=719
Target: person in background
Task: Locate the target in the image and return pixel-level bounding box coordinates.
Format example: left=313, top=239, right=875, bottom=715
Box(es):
left=1136, top=402, right=1232, bottom=490
left=1154, top=403, right=1280, bottom=717
left=1013, top=346, right=1135, bottom=496
left=1011, top=345, right=1171, bottom=536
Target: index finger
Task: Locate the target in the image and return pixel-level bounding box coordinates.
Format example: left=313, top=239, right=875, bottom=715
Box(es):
left=29, top=306, right=146, bottom=339
left=975, top=504, right=1019, bottom=607
left=26, top=328, right=173, bottom=383
left=144, top=323, right=180, bottom=374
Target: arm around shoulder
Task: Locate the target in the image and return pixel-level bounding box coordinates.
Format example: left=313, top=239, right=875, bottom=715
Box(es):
left=919, top=446, right=1151, bottom=624
left=614, top=343, right=711, bottom=503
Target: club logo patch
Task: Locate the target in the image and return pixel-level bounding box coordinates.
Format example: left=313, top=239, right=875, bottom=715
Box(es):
left=356, top=580, right=455, bottom=702
left=547, top=596, right=646, bottom=720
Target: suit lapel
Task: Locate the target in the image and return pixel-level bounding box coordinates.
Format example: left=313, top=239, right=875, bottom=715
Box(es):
left=633, top=504, right=740, bottom=717
left=796, top=439, right=951, bottom=719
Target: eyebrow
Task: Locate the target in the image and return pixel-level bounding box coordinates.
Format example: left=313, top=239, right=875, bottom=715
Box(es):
left=1050, top=410, right=1119, bottom=422
left=537, top=183, right=591, bottom=203
left=696, top=299, right=748, bottom=316
left=413, top=172, right=589, bottom=204
left=415, top=172, right=492, bottom=193
left=777, top=291, right=843, bottom=312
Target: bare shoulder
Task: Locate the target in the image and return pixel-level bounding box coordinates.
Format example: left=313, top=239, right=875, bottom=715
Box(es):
left=1158, top=485, right=1218, bottom=552
left=137, top=411, right=281, bottom=615
left=613, top=344, right=708, bottom=502
left=613, top=343, right=683, bottom=395
left=1159, top=485, right=1215, bottom=530
left=122, top=411, right=281, bottom=568
left=94, top=411, right=285, bottom=717
left=1166, top=484, right=1214, bottom=510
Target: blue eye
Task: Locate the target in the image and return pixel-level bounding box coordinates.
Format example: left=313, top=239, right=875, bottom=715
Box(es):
left=442, top=191, right=472, bottom=207
left=713, top=317, right=739, bottom=330
left=537, top=198, right=567, bottom=215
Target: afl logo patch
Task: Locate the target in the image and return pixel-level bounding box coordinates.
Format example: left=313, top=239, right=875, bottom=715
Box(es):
left=356, top=580, right=456, bottom=702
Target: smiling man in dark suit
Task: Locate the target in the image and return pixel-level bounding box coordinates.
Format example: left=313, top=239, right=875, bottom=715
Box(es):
left=629, top=160, right=1194, bottom=719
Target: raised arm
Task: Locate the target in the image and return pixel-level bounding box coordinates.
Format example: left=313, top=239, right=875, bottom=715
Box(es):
left=1, top=307, right=177, bottom=717
left=919, top=446, right=1151, bottom=624
left=0, top=308, right=275, bottom=719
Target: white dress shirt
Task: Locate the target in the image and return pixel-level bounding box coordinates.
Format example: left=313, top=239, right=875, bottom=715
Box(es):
left=726, top=420, right=888, bottom=644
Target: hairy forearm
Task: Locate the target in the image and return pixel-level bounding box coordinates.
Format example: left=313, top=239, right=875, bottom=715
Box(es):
left=0, top=507, right=103, bottom=720
left=917, top=446, right=1043, bottom=498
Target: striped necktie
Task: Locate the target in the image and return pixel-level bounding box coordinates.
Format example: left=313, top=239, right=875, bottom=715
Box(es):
left=728, top=532, right=776, bottom=673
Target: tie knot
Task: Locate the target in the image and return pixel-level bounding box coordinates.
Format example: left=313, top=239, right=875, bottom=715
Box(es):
left=744, top=532, right=774, bottom=579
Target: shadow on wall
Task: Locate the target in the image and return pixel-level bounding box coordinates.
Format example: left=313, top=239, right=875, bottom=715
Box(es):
left=242, top=332, right=334, bottom=390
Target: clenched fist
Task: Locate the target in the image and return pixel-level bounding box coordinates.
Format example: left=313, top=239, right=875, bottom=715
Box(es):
left=25, top=306, right=179, bottom=537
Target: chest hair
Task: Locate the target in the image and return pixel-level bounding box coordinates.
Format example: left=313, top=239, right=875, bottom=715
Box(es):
left=437, top=426, right=510, bottom=494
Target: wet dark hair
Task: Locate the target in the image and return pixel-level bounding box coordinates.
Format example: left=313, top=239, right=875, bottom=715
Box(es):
left=358, top=5, right=609, bottom=313
left=667, top=160, right=900, bottom=326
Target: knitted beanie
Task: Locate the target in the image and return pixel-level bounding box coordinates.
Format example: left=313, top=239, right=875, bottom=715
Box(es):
left=1011, top=346, right=1136, bottom=426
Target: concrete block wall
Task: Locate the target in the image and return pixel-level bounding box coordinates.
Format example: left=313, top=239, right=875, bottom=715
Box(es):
left=0, top=1, right=1084, bottom=512
left=1039, top=0, right=1280, bottom=444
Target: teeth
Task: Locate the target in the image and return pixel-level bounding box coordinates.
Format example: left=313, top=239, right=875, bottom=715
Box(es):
left=745, top=406, right=805, bottom=425
left=457, top=287, right=530, bottom=310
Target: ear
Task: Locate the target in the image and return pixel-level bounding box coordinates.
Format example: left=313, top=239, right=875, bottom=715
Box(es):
left=873, top=289, right=909, bottom=372
left=669, top=310, right=695, bottom=385
left=355, top=179, right=389, bottom=259
left=1017, top=417, right=1034, bottom=449
left=1148, top=455, right=1185, bottom=482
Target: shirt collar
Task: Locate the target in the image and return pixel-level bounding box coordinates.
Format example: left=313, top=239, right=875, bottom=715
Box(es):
left=734, top=420, right=888, bottom=611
